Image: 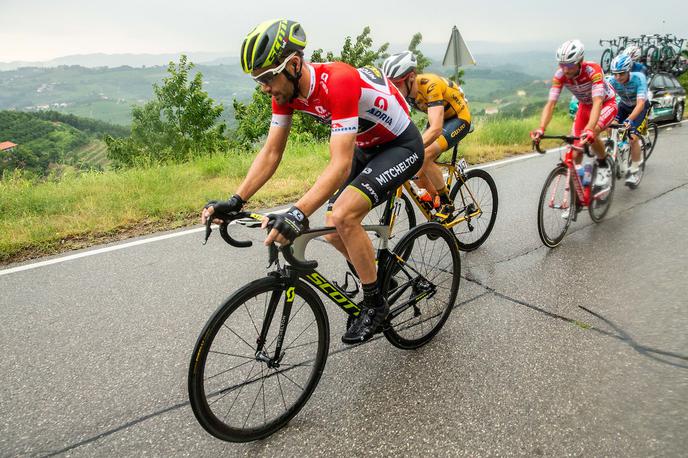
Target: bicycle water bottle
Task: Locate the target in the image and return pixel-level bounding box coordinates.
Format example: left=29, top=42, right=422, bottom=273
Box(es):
left=583, top=163, right=592, bottom=186
left=576, top=164, right=586, bottom=184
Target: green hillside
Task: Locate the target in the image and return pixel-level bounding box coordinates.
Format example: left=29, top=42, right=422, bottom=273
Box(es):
left=0, top=64, right=256, bottom=126
left=0, top=110, right=126, bottom=174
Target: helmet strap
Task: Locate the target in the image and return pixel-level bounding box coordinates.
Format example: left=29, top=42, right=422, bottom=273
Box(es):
left=282, top=56, right=303, bottom=102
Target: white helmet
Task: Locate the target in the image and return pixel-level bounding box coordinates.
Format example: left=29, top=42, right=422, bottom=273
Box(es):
left=623, top=45, right=642, bottom=62
left=556, top=39, right=585, bottom=64
left=382, top=51, right=417, bottom=81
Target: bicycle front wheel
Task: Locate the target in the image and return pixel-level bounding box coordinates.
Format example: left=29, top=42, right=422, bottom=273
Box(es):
left=381, top=223, right=461, bottom=349
left=448, top=168, right=499, bottom=251
left=600, top=49, right=613, bottom=73
left=537, top=165, right=574, bottom=248
left=643, top=122, right=658, bottom=160
left=589, top=157, right=616, bottom=222
left=188, top=277, right=329, bottom=442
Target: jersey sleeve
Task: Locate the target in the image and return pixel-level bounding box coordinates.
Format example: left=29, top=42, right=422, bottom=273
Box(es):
left=327, top=66, right=361, bottom=135
left=424, top=76, right=445, bottom=107
left=635, top=73, right=648, bottom=101
left=589, top=65, right=606, bottom=99
left=548, top=71, right=564, bottom=102
left=271, top=97, right=294, bottom=129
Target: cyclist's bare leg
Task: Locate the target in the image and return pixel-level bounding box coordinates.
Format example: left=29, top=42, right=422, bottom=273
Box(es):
left=324, top=189, right=376, bottom=284
left=323, top=212, right=350, bottom=259
left=421, top=142, right=447, bottom=195
left=592, top=126, right=607, bottom=160
left=629, top=133, right=641, bottom=162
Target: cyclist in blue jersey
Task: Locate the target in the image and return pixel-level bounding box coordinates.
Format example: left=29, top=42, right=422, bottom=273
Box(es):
left=606, top=54, right=649, bottom=187
left=623, top=45, right=648, bottom=75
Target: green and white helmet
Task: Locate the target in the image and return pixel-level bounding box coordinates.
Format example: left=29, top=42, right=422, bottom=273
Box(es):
left=240, top=19, right=307, bottom=73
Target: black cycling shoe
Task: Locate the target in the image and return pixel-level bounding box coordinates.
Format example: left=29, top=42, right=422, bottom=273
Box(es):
left=341, top=300, right=389, bottom=345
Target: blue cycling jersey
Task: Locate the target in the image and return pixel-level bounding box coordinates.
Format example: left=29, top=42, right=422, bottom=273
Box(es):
left=631, top=62, right=647, bottom=75
left=606, top=72, right=648, bottom=107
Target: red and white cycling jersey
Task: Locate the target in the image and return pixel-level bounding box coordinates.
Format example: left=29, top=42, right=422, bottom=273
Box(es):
left=271, top=62, right=411, bottom=148
left=548, top=61, right=616, bottom=106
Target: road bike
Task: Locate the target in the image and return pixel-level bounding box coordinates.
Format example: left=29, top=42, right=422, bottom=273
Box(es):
left=363, top=142, right=498, bottom=252
left=605, top=123, right=648, bottom=189
left=188, top=201, right=461, bottom=442
left=534, top=136, right=616, bottom=248
left=600, top=36, right=628, bottom=73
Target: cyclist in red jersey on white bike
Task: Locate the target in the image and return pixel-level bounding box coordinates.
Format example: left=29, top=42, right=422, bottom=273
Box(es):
left=202, top=19, right=424, bottom=344
left=531, top=40, right=618, bottom=188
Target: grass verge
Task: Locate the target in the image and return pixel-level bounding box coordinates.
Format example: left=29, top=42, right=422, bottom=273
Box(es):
left=1, top=113, right=570, bottom=265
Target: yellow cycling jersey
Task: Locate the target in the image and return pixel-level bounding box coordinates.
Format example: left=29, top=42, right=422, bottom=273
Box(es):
left=413, top=73, right=471, bottom=123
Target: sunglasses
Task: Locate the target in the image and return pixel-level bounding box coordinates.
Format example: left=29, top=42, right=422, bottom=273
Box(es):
left=559, top=63, right=579, bottom=70
left=252, top=52, right=296, bottom=86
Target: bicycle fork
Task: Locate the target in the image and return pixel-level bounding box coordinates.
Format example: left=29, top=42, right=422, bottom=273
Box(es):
left=255, top=274, right=297, bottom=369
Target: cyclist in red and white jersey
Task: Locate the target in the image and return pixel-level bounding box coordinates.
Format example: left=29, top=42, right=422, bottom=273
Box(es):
left=202, top=19, right=424, bottom=344
left=531, top=40, right=618, bottom=188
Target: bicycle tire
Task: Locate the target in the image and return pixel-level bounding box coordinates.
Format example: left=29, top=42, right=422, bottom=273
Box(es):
left=600, top=49, right=613, bottom=73
left=537, top=165, right=574, bottom=248
left=448, top=168, right=499, bottom=251
left=188, top=277, right=329, bottom=442
left=381, top=222, right=461, bottom=349
left=589, top=157, right=616, bottom=222
left=626, top=135, right=648, bottom=190
left=644, top=122, right=658, bottom=160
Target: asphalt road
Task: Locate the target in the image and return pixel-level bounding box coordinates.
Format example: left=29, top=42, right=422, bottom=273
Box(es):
left=1, top=122, right=687, bottom=457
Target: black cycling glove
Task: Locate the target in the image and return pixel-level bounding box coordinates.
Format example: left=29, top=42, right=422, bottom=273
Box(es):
left=205, top=194, right=245, bottom=220
left=266, top=206, right=309, bottom=243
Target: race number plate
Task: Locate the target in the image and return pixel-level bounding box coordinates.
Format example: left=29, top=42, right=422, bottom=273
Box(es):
left=458, top=158, right=468, bottom=173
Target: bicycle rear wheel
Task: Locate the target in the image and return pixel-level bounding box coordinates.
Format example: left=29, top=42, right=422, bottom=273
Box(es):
left=537, top=165, right=574, bottom=248
left=381, top=223, right=461, bottom=349
left=449, top=168, right=499, bottom=251
left=643, top=122, right=658, bottom=160
left=362, top=191, right=416, bottom=250
left=188, top=277, right=329, bottom=442
left=589, top=158, right=616, bottom=222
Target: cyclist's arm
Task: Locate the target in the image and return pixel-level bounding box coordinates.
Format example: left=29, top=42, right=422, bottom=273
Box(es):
left=235, top=125, right=290, bottom=200
left=627, top=102, right=646, bottom=122
left=627, top=75, right=648, bottom=121
left=540, top=73, right=562, bottom=130
left=538, top=99, right=557, bottom=131
left=422, top=105, right=444, bottom=147
left=293, top=133, right=356, bottom=215
left=585, top=96, right=603, bottom=131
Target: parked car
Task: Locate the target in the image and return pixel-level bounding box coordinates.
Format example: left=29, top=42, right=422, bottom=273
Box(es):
left=648, top=72, right=686, bottom=122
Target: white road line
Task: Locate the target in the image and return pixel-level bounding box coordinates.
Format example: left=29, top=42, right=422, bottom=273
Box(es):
left=0, top=227, right=206, bottom=277
left=1, top=120, right=683, bottom=276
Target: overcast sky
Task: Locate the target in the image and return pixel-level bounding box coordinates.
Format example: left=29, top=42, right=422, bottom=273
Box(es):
left=2, top=0, right=686, bottom=62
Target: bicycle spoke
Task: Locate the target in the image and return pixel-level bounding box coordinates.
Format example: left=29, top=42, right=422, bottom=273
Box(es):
left=205, top=359, right=254, bottom=382
left=222, top=323, right=256, bottom=353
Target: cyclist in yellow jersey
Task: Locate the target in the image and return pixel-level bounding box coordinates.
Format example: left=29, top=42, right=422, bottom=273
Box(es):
left=383, top=51, right=471, bottom=215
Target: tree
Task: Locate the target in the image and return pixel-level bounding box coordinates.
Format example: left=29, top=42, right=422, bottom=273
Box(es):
left=105, top=55, right=227, bottom=167
left=408, top=33, right=431, bottom=73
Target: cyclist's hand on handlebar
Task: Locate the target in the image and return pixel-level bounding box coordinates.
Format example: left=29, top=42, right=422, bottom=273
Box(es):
left=262, top=206, right=309, bottom=246
left=530, top=127, right=545, bottom=141
left=579, top=128, right=595, bottom=145
left=202, top=194, right=245, bottom=224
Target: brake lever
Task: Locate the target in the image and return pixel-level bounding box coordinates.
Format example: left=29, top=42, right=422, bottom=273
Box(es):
left=202, top=218, right=212, bottom=245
